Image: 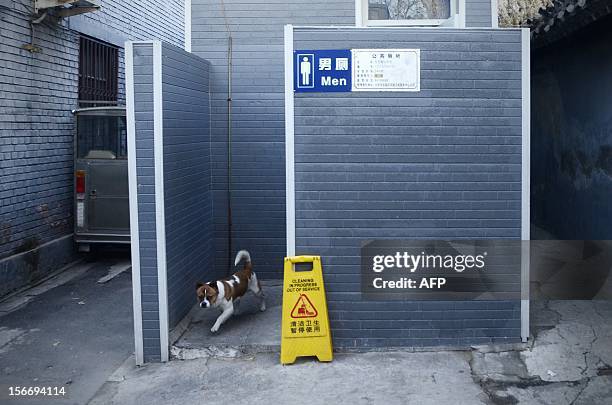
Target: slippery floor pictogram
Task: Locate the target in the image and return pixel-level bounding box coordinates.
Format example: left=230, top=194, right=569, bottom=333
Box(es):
left=290, top=294, right=318, bottom=318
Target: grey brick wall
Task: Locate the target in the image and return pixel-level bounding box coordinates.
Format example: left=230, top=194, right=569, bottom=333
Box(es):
left=160, top=42, right=215, bottom=328
left=292, top=27, right=523, bottom=347
left=131, top=42, right=161, bottom=363
left=68, top=0, right=185, bottom=105
left=1, top=3, right=79, bottom=270
left=466, top=0, right=494, bottom=27
left=191, top=0, right=355, bottom=279
left=130, top=41, right=214, bottom=362
left=70, top=0, right=184, bottom=47
left=0, top=0, right=184, bottom=295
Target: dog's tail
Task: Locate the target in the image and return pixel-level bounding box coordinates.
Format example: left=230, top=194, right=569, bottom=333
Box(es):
left=234, top=250, right=251, bottom=267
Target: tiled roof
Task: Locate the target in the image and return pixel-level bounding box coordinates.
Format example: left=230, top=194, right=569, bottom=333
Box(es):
left=529, top=0, right=612, bottom=47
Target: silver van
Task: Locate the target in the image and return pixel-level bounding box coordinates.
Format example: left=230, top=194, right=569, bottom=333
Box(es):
left=73, top=107, right=129, bottom=250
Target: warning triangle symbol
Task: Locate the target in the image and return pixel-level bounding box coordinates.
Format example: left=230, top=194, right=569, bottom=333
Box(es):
left=290, top=294, right=318, bottom=318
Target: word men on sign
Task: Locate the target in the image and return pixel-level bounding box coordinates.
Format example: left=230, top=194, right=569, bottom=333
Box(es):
left=294, top=50, right=351, bottom=92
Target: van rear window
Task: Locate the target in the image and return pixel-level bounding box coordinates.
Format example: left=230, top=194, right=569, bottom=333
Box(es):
left=77, top=115, right=127, bottom=159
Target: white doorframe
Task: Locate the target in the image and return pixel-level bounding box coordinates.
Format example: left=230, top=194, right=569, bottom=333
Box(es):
left=125, top=41, right=145, bottom=366
left=521, top=28, right=531, bottom=343
left=284, top=25, right=296, bottom=257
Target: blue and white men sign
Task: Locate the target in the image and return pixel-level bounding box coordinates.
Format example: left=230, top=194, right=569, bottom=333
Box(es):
left=294, top=50, right=351, bottom=92
left=294, top=48, right=422, bottom=93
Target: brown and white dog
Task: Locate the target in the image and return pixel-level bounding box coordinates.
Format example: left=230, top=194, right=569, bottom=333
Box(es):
left=196, top=250, right=266, bottom=333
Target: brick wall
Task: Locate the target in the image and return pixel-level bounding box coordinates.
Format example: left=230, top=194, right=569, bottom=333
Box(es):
left=292, top=27, right=524, bottom=347
left=68, top=0, right=185, bottom=104
left=72, top=1, right=184, bottom=47
left=0, top=0, right=184, bottom=295
left=1, top=4, right=79, bottom=260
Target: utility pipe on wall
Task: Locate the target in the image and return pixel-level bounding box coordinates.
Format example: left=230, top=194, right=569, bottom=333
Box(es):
left=220, top=0, right=234, bottom=275
left=226, top=35, right=233, bottom=275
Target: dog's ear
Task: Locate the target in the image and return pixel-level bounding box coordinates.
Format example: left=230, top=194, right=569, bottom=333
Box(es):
left=196, top=281, right=204, bottom=290
left=207, top=282, right=218, bottom=291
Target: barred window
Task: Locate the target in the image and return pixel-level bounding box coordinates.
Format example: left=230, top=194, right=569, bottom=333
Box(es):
left=78, top=36, right=119, bottom=107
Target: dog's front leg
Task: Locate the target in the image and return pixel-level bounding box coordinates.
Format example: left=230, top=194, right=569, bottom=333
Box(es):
left=233, top=297, right=241, bottom=314
left=211, top=304, right=234, bottom=333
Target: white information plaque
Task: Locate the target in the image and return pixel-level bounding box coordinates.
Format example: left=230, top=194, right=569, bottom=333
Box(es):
left=351, top=49, right=421, bottom=92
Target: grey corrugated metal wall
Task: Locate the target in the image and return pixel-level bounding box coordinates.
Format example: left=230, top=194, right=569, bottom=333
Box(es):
left=160, top=43, right=215, bottom=328
left=131, top=42, right=162, bottom=362
left=190, top=0, right=495, bottom=280
left=292, top=27, right=523, bottom=347
left=190, top=0, right=355, bottom=279
left=129, top=41, right=213, bottom=363
left=128, top=1, right=505, bottom=362
left=466, top=0, right=494, bottom=27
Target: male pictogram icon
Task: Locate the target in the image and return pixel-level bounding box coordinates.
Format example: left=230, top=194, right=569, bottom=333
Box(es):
left=300, top=56, right=311, bottom=85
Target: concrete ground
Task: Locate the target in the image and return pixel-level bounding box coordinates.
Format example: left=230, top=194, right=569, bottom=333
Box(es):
left=93, top=351, right=484, bottom=405
left=0, top=251, right=133, bottom=405
left=471, top=300, right=612, bottom=404
left=2, top=252, right=611, bottom=405
left=90, top=299, right=612, bottom=405
left=172, top=280, right=282, bottom=359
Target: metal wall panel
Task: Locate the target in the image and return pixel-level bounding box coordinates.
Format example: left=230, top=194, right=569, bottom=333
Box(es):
left=466, top=0, right=494, bottom=27
left=190, top=0, right=355, bottom=279
left=131, top=42, right=162, bottom=362
left=129, top=41, right=213, bottom=362
left=292, top=27, right=523, bottom=347
left=160, top=43, right=215, bottom=328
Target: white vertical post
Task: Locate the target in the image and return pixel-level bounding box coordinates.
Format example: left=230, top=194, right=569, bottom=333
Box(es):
left=458, top=0, right=466, bottom=28
left=284, top=25, right=295, bottom=257
left=185, top=0, right=192, bottom=52
left=125, top=41, right=144, bottom=366
left=521, top=28, right=531, bottom=343
left=355, top=0, right=364, bottom=27
left=491, top=0, right=499, bottom=28
left=153, top=41, right=170, bottom=361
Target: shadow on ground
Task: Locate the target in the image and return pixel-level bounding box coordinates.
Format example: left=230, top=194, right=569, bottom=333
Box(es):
left=0, top=251, right=133, bottom=405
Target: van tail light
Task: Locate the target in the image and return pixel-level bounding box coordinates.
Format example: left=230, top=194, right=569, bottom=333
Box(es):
left=76, top=170, right=86, bottom=195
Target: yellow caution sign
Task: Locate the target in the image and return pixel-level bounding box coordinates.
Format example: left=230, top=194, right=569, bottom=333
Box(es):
left=281, top=255, right=333, bottom=364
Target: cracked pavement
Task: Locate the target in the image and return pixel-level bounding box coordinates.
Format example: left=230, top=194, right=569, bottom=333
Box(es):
left=89, top=300, right=612, bottom=405
left=470, top=300, right=612, bottom=405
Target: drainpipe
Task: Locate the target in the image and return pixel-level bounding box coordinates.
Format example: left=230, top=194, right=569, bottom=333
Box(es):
left=23, top=12, right=47, bottom=53
left=226, top=35, right=233, bottom=275
left=220, top=0, right=234, bottom=275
